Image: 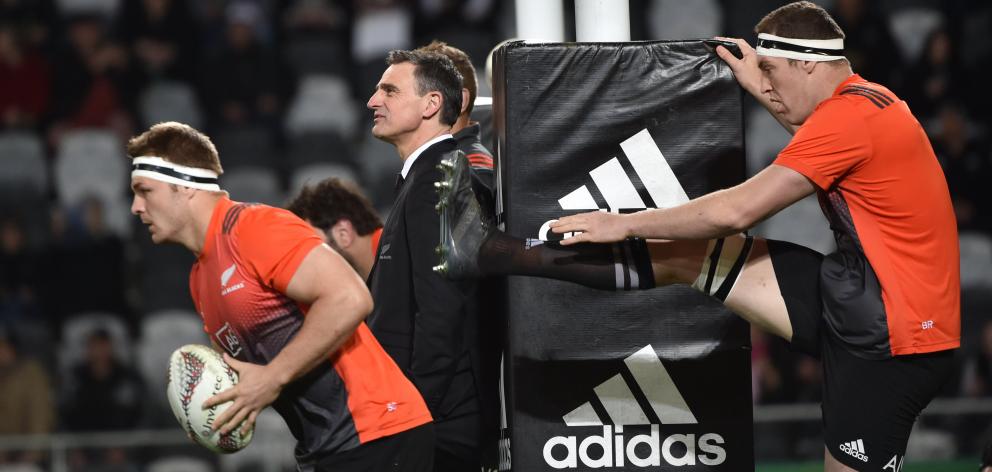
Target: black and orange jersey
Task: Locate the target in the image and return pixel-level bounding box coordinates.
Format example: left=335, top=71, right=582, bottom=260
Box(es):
left=189, top=197, right=431, bottom=462
left=774, top=74, right=960, bottom=358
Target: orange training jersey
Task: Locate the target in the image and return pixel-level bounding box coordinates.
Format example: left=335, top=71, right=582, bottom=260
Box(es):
left=774, top=74, right=960, bottom=358
left=189, top=197, right=431, bottom=462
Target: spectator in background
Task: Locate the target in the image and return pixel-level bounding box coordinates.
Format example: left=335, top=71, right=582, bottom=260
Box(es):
left=201, top=1, right=284, bottom=131
left=61, top=328, right=143, bottom=431
left=830, top=0, right=901, bottom=85
left=0, top=215, right=41, bottom=323
left=0, top=0, right=58, bottom=51
left=0, top=21, right=51, bottom=130
left=413, top=0, right=498, bottom=66
left=60, top=328, right=143, bottom=472
left=286, top=177, right=383, bottom=280
left=0, top=325, right=55, bottom=466
left=42, top=198, right=130, bottom=327
left=961, top=321, right=992, bottom=459
left=48, top=12, right=135, bottom=145
left=116, top=0, right=201, bottom=85
left=962, top=321, right=992, bottom=398
left=931, top=104, right=990, bottom=232
left=903, top=29, right=962, bottom=121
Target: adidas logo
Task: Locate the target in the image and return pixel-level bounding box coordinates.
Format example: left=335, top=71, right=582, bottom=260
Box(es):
left=542, top=345, right=726, bottom=469
left=538, top=129, right=689, bottom=240
left=839, top=439, right=869, bottom=463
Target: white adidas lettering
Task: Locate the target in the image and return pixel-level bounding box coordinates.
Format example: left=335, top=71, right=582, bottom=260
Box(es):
left=544, top=345, right=725, bottom=468
left=537, top=129, right=689, bottom=241
left=882, top=454, right=904, bottom=471
left=839, top=439, right=869, bottom=463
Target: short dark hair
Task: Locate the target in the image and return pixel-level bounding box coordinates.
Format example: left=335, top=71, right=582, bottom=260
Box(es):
left=417, top=40, right=477, bottom=117
left=755, top=1, right=845, bottom=41
left=286, top=178, right=382, bottom=236
left=127, top=122, right=223, bottom=174
left=386, top=49, right=463, bottom=126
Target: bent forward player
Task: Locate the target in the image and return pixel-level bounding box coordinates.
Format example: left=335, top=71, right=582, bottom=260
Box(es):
left=128, top=122, right=433, bottom=471
left=434, top=2, right=958, bottom=471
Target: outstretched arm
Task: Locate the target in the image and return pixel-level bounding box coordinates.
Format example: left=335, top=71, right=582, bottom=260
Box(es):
left=551, top=164, right=816, bottom=243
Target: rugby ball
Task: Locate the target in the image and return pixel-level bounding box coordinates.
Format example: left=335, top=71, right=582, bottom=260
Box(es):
left=166, top=344, right=253, bottom=453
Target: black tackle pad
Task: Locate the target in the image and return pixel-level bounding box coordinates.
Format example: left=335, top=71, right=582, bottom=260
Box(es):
left=491, top=40, right=753, bottom=471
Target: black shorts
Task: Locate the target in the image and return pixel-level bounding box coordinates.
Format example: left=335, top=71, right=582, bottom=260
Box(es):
left=766, top=239, right=955, bottom=470
left=305, top=422, right=435, bottom=472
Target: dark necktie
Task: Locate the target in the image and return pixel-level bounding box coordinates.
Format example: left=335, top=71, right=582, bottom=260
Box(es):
left=394, top=173, right=405, bottom=194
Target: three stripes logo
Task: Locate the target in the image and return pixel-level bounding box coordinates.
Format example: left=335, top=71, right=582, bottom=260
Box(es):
left=542, top=345, right=726, bottom=469
left=538, top=129, right=689, bottom=241
left=839, top=439, right=869, bottom=463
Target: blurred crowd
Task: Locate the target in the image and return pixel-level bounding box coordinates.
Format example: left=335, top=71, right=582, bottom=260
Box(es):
left=1, top=0, right=991, bottom=469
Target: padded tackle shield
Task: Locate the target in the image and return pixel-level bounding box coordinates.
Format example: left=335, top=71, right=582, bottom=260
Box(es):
left=492, top=40, right=753, bottom=471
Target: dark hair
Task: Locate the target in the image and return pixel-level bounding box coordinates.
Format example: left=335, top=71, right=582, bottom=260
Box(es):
left=286, top=178, right=382, bottom=236
left=755, top=1, right=845, bottom=40
left=127, top=122, right=223, bottom=174
left=417, top=40, right=477, bottom=117
left=386, top=49, right=463, bottom=126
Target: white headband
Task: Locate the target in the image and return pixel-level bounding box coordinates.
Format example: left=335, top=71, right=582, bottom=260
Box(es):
left=756, top=33, right=845, bottom=61
left=131, top=156, right=221, bottom=191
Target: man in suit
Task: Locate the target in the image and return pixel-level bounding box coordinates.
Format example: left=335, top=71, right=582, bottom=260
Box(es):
left=365, top=49, right=483, bottom=471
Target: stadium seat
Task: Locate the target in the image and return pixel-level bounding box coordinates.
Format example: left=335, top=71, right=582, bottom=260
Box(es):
left=56, top=0, right=120, bottom=16
left=146, top=456, right=214, bottom=472
left=286, top=36, right=349, bottom=77
left=220, top=167, right=284, bottom=206
left=285, top=75, right=358, bottom=138
left=888, top=7, right=943, bottom=63
left=54, top=129, right=131, bottom=237
left=219, top=409, right=296, bottom=472
left=287, top=130, right=354, bottom=170
left=58, top=312, right=132, bottom=377
left=0, top=131, right=51, bottom=249
left=289, top=163, right=360, bottom=198
left=351, top=7, right=412, bottom=63
left=212, top=125, right=275, bottom=171
left=0, top=131, right=47, bottom=193
left=54, top=129, right=124, bottom=204
left=135, top=234, right=196, bottom=313
left=0, top=464, right=45, bottom=472
left=140, top=81, right=205, bottom=129
left=960, top=232, right=992, bottom=288
left=137, top=309, right=208, bottom=421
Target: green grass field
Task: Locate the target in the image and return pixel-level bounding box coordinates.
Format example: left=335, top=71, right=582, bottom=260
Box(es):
left=757, top=459, right=979, bottom=472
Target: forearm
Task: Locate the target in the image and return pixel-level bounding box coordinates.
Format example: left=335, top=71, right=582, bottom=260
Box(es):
left=623, top=188, right=751, bottom=240
left=264, top=292, right=370, bottom=387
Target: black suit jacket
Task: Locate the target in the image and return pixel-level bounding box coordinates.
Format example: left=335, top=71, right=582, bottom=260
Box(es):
left=366, top=137, right=481, bottom=461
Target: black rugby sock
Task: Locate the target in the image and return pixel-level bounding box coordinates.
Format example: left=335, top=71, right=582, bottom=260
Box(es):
left=478, top=232, right=655, bottom=290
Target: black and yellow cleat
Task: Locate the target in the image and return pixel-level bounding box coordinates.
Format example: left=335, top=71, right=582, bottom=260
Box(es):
left=433, top=151, right=493, bottom=279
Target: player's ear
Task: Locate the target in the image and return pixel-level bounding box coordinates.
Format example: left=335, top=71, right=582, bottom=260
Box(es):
left=423, top=91, right=442, bottom=119
left=460, top=88, right=470, bottom=115
left=331, top=220, right=357, bottom=249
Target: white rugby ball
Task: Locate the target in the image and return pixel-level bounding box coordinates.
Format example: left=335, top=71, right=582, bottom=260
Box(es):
left=166, top=344, right=254, bottom=453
